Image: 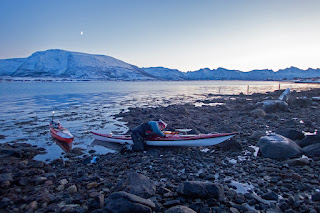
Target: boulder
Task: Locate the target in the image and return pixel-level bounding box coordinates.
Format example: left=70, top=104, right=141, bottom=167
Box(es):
left=297, top=135, right=320, bottom=148
left=216, top=138, right=242, bottom=152
left=165, top=205, right=197, bottom=213
left=259, top=100, right=289, bottom=113
left=302, top=143, right=320, bottom=157
left=257, top=134, right=302, bottom=159
left=104, top=191, right=155, bottom=213
left=250, top=108, right=266, bottom=118
left=275, top=128, right=305, bottom=141
left=115, top=172, right=156, bottom=199
left=177, top=181, right=224, bottom=200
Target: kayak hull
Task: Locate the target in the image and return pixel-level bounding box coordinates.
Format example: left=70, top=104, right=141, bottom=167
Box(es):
left=50, top=125, right=74, bottom=144
left=91, top=131, right=236, bottom=147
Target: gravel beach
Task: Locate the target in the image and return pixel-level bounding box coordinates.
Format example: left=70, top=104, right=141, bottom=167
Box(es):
left=1, top=88, right=320, bottom=213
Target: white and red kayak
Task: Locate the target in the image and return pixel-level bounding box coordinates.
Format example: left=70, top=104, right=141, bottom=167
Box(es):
left=50, top=123, right=74, bottom=144
left=90, top=131, right=236, bottom=147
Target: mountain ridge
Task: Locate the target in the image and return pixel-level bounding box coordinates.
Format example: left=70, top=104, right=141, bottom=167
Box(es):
left=1, top=49, right=320, bottom=81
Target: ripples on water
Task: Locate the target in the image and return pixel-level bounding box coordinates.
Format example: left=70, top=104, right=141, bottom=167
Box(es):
left=0, top=81, right=319, bottom=161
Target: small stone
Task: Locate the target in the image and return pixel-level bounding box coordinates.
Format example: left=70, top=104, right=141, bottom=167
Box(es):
left=56, top=185, right=64, bottom=191
left=35, top=177, right=47, bottom=185
left=28, top=201, right=38, bottom=211
left=67, top=185, right=77, bottom=193
left=86, top=182, right=98, bottom=189
left=89, top=191, right=100, bottom=198
left=60, top=179, right=68, bottom=185
left=45, top=180, right=53, bottom=185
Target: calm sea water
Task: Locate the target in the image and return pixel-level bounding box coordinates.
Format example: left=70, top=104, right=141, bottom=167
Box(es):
left=0, top=81, right=319, bottom=161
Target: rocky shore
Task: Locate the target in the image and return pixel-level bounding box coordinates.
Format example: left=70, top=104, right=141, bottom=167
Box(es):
left=1, top=88, right=320, bottom=213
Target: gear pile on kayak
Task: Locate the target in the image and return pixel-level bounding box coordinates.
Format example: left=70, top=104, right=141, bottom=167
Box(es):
left=90, top=130, right=236, bottom=147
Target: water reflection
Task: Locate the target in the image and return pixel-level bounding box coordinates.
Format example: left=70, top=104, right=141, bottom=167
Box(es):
left=55, top=140, right=72, bottom=152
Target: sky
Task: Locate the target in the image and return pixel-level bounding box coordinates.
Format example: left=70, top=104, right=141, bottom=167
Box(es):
left=0, top=0, right=319, bottom=72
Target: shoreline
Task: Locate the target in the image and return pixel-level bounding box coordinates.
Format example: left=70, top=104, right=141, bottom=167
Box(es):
left=1, top=88, right=320, bottom=212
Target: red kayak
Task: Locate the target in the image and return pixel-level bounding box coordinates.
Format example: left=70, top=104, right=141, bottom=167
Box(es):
left=49, top=122, right=74, bottom=144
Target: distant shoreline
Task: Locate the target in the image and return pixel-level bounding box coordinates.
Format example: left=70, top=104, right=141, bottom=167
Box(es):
left=1, top=76, right=319, bottom=84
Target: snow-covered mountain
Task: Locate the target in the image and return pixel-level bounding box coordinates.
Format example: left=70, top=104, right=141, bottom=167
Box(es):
left=2, top=49, right=156, bottom=80
left=1, top=49, right=319, bottom=81
left=0, top=58, right=27, bottom=76
left=142, top=67, right=186, bottom=80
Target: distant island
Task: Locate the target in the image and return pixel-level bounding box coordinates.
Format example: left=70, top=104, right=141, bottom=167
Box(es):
left=1, top=49, right=320, bottom=82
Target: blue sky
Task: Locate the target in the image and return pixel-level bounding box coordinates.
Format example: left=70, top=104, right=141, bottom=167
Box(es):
left=0, top=0, right=319, bottom=71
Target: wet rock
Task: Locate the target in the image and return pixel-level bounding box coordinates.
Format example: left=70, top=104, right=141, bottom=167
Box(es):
left=163, top=200, right=181, bottom=207
left=115, top=172, right=156, bottom=199
left=104, top=191, right=155, bottom=213
left=275, top=128, right=305, bottom=141
left=302, top=143, right=320, bottom=157
left=0, top=149, right=19, bottom=157
left=35, top=176, right=48, bottom=185
left=165, top=205, right=197, bottom=213
left=216, top=138, right=242, bottom=152
left=259, top=100, right=290, bottom=113
left=0, top=173, right=12, bottom=183
left=297, top=135, right=320, bottom=148
left=285, top=158, right=310, bottom=166
left=257, top=134, right=302, bottom=159
left=18, top=177, right=30, bottom=186
left=177, top=181, right=223, bottom=200
left=261, top=191, right=278, bottom=201
left=0, top=198, right=12, bottom=209
left=312, top=192, right=320, bottom=201
left=44, top=172, right=57, bottom=180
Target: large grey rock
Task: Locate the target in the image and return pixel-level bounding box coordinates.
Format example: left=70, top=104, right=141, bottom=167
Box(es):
left=104, top=191, right=155, bottom=213
left=177, top=181, right=223, bottom=200
left=297, top=135, right=320, bottom=148
left=275, top=128, right=305, bottom=141
left=165, top=205, right=197, bottom=213
left=259, top=100, right=289, bottom=113
left=115, top=172, right=156, bottom=199
left=257, top=134, right=302, bottom=159
left=302, top=143, right=320, bottom=157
